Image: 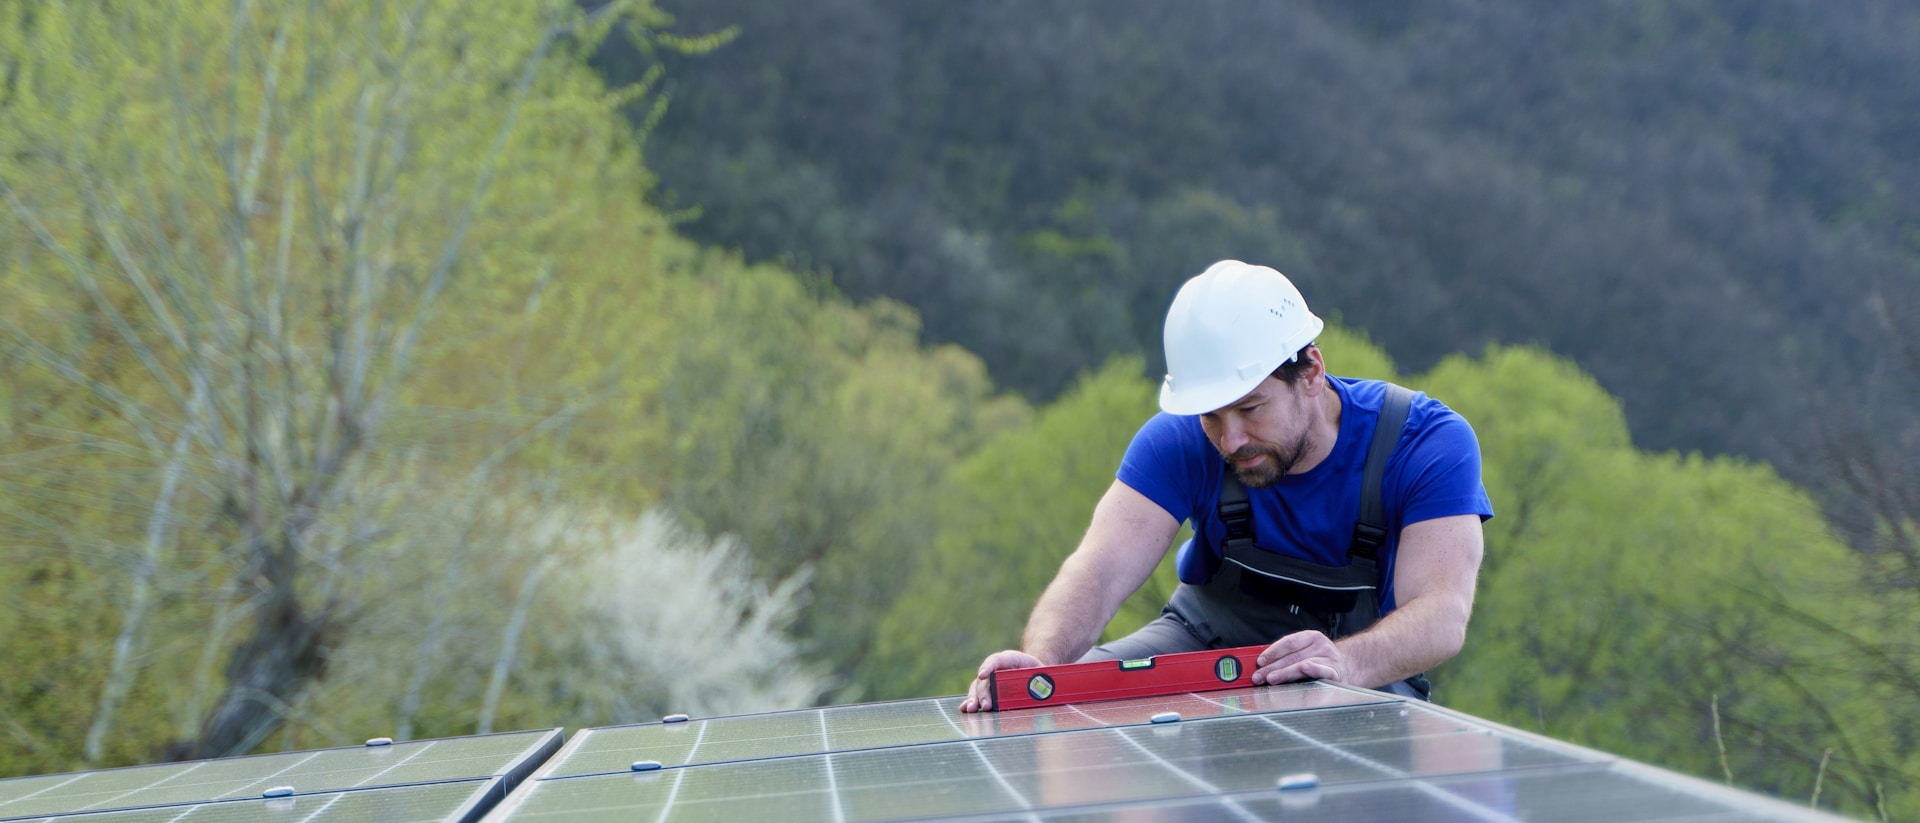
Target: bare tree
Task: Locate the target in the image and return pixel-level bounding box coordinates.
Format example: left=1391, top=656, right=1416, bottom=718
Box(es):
left=0, top=0, right=643, bottom=760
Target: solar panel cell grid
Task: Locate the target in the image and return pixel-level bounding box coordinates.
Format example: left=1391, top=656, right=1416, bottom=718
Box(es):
left=0, top=752, right=325, bottom=816
left=2, top=686, right=1842, bottom=823
left=825, top=700, right=973, bottom=752
left=934, top=771, right=1773, bottom=823
left=16, top=779, right=492, bottom=823
left=512, top=761, right=836, bottom=822
left=495, top=698, right=1604, bottom=822
left=1456, top=767, right=1778, bottom=823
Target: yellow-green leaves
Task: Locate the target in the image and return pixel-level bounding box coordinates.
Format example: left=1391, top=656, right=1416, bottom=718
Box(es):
left=1429, top=346, right=1899, bottom=814
left=1, top=0, right=1034, bottom=768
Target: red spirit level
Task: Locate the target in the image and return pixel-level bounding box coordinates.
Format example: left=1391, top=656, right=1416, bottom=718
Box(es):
left=989, top=644, right=1269, bottom=711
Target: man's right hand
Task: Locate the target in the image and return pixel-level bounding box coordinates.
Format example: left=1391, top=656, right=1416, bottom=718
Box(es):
left=958, top=650, right=1045, bottom=713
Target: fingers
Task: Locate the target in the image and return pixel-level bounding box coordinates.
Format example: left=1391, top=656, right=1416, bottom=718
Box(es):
left=959, top=678, right=990, bottom=713
left=1257, top=659, right=1338, bottom=686
left=978, top=650, right=1044, bottom=676
left=959, top=650, right=1045, bottom=713
left=1253, top=631, right=1340, bottom=686
left=1255, top=631, right=1325, bottom=667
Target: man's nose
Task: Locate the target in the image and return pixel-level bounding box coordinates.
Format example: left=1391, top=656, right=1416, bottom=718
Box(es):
left=1218, top=419, right=1249, bottom=454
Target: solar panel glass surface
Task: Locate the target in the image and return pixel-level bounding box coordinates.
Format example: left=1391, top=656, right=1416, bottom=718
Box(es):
left=4, top=685, right=1839, bottom=822
left=0, top=729, right=558, bottom=822
left=490, top=684, right=1838, bottom=822
left=940, top=766, right=1768, bottom=823
left=9, top=779, right=492, bottom=823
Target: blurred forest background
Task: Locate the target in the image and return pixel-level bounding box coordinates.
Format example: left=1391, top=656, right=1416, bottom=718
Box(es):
left=2, top=1, right=1917, bottom=819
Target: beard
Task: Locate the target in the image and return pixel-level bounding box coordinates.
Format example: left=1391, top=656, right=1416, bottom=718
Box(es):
left=1225, top=431, right=1312, bottom=488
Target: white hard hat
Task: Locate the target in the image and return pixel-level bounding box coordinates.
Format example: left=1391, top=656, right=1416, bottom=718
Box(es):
left=1158, top=260, right=1324, bottom=415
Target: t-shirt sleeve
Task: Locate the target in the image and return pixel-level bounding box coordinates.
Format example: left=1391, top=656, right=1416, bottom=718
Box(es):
left=1394, top=410, right=1495, bottom=526
left=1117, top=413, right=1203, bottom=525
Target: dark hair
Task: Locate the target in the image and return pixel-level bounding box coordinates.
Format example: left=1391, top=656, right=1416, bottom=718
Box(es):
left=1269, top=342, right=1318, bottom=384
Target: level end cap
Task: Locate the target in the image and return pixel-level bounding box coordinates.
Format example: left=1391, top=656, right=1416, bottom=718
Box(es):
left=631, top=760, right=663, bottom=772
left=365, top=736, right=394, bottom=747
left=662, top=713, right=690, bottom=723
left=263, top=786, right=296, bottom=798
left=1277, top=773, right=1319, bottom=791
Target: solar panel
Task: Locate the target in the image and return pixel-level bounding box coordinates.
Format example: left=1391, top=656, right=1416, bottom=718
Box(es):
left=535, top=682, right=1387, bottom=778
left=0, top=729, right=560, bottom=823
left=1, top=686, right=1841, bottom=821
left=488, top=685, right=1839, bottom=822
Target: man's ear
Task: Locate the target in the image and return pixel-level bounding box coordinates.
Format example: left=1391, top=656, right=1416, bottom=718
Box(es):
left=1302, top=346, right=1328, bottom=392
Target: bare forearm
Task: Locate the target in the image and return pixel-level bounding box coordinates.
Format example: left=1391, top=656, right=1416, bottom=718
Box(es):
left=1019, top=552, right=1118, bottom=664
left=1335, top=591, right=1471, bottom=688
left=1336, top=514, right=1482, bottom=688
left=1019, top=480, right=1180, bottom=664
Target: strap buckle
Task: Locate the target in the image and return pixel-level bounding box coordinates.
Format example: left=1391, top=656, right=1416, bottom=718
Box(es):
left=1220, top=498, right=1253, bottom=541
left=1350, top=522, right=1386, bottom=561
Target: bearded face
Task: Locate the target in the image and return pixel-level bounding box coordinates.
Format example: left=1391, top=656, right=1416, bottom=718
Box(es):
left=1222, top=427, right=1313, bottom=488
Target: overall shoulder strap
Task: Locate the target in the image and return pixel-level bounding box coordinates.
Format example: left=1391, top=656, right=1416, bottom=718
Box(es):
left=1351, top=383, right=1414, bottom=561
left=1217, top=466, right=1255, bottom=554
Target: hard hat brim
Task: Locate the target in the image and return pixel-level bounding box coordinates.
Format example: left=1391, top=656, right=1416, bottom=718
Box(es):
left=1159, top=372, right=1267, bottom=416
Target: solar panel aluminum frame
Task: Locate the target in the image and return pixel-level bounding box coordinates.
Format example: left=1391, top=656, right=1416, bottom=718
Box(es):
left=454, top=728, right=565, bottom=823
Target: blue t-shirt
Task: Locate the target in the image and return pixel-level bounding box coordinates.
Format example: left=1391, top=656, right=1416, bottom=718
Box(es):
left=1117, top=376, right=1494, bottom=613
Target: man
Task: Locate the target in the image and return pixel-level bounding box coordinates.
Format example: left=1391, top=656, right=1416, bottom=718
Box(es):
left=960, top=260, right=1491, bottom=712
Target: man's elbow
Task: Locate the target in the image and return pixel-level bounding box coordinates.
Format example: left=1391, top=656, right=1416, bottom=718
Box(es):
left=1410, top=592, right=1473, bottom=663
left=1433, top=595, right=1474, bottom=660
left=1435, top=620, right=1467, bottom=662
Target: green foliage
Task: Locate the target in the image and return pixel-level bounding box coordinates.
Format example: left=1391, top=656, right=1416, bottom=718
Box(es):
left=865, top=357, right=1159, bottom=699
left=0, top=0, right=691, bottom=761
left=631, top=263, right=1027, bottom=686
left=412, top=239, right=1028, bottom=693
left=1313, top=325, right=1399, bottom=384
left=1019, top=228, right=1119, bottom=261
left=0, top=0, right=1015, bottom=773
left=629, top=0, right=1920, bottom=480
left=1427, top=346, right=1914, bottom=817
left=288, top=499, right=830, bottom=745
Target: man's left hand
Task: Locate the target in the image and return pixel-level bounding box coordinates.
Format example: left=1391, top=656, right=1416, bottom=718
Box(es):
left=1253, top=630, right=1343, bottom=685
